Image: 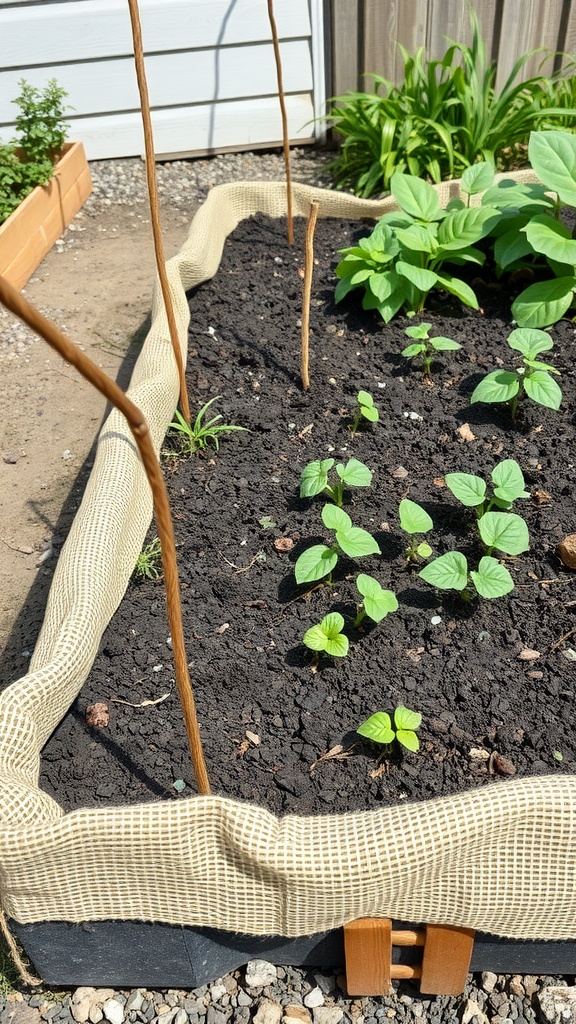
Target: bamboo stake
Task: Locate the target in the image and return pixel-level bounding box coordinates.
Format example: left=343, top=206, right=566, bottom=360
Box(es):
left=126, top=0, right=190, bottom=423
left=0, top=274, right=211, bottom=797
left=267, top=0, right=294, bottom=246
left=301, top=200, right=319, bottom=390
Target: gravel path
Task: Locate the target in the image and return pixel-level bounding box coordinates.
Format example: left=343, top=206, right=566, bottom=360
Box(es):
left=2, top=147, right=575, bottom=1024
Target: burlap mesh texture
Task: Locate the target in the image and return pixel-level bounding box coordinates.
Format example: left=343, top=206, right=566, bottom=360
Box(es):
left=3, top=175, right=574, bottom=941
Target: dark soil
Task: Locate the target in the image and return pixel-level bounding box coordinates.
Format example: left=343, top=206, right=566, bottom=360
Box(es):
left=40, top=213, right=576, bottom=817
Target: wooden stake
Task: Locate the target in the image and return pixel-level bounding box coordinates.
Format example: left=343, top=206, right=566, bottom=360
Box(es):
left=126, top=0, right=190, bottom=423
left=0, top=274, right=211, bottom=797
left=267, top=0, right=294, bottom=245
left=420, top=924, right=475, bottom=995
left=301, top=200, right=319, bottom=390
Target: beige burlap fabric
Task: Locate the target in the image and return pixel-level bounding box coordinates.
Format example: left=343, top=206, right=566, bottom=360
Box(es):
left=3, top=174, right=574, bottom=941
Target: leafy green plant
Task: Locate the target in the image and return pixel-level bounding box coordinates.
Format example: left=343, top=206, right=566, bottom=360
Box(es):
left=299, top=456, right=372, bottom=507
left=402, top=322, right=461, bottom=374
left=354, top=573, right=398, bottom=626
left=324, top=10, right=576, bottom=198
left=357, top=705, right=422, bottom=752
left=0, top=78, right=69, bottom=224
left=303, top=612, right=349, bottom=659
left=134, top=537, right=163, bottom=581
left=445, top=458, right=529, bottom=517
left=419, top=551, right=514, bottom=600
left=335, top=171, right=500, bottom=322
left=350, top=390, right=379, bottom=434
left=470, top=327, right=562, bottom=420
left=295, top=504, right=380, bottom=585
left=398, top=498, right=433, bottom=561
left=169, top=396, right=247, bottom=455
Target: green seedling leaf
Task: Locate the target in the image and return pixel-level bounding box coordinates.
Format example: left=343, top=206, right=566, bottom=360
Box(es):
left=396, top=261, right=438, bottom=291
left=357, top=712, right=394, bottom=745
left=417, top=542, right=433, bottom=559
left=295, top=544, right=338, bottom=585
left=491, top=459, right=529, bottom=505
left=419, top=551, right=468, bottom=591
left=528, top=130, right=576, bottom=208
left=470, top=555, right=514, bottom=599
left=357, top=391, right=379, bottom=423
left=436, top=206, right=499, bottom=250
left=434, top=270, right=479, bottom=308
left=404, top=322, right=433, bottom=340
left=470, top=370, right=520, bottom=405
left=478, top=511, right=530, bottom=556
left=322, top=503, right=351, bottom=532
left=300, top=458, right=335, bottom=499
left=356, top=573, right=398, bottom=623
left=390, top=172, right=442, bottom=221
left=524, top=214, right=576, bottom=266
left=444, top=472, right=486, bottom=508
left=430, top=337, right=461, bottom=352
left=461, top=161, right=494, bottom=196
left=338, top=526, right=381, bottom=559
left=394, top=705, right=422, bottom=752
left=336, top=458, right=373, bottom=487
left=402, top=342, right=426, bottom=358
left=511, top=277, right=576, bottom=328
left=303, top=612, right=349, bottom=657
left=259, top=516, right=277, bottom=529
left=399, top=498, right=433, bottom=534
left=507, top=328, right=554, bottom=359
left=524, top=370, right=562, bottom=410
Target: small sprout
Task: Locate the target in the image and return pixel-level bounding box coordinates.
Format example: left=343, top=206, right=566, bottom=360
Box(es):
left=445, top=458, right=529, bottom=517
left=169, top=396, right=247, bottom=455
left=419, top=551, right=514, bottom=600
left=402, top=323, right=461, bottom=375
left=553, top=751, right=564, bottom=762
left=357, top=705, right=422, bottom=752
left=295, top=504, right=380, bottom=585
left=300, top=456, right=372, bottom=507
left=350, top=390, right=379, bottom=434
left=303, top=611, right=349, bottom=660
left=471, top=327, right=562, bottom=421
left=354, top=573, right=398, bottom=627
left=398, top=498, right=433, bottom=561
left=134, top=537, right=163, bottom=581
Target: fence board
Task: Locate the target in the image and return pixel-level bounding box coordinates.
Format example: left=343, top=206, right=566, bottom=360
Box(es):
left=330, top=0, right=360, bottom=97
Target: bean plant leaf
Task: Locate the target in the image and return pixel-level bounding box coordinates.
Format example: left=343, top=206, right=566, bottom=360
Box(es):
left=506, top=327, right=554, bottom=359
left=528, top=130, right=576, bottom=208
left=436, top=207, right=499, bottom=250
left=396, top=261, right=438, bottom=291
left=461, top=161, right=494, bottom=196
left=357, top=712, right=394, bottom=745
left=404, top=323, right=432, bottom=340
left=444, top=472, right=486, bottom=507
left=524, top=215, right=576, bottom=266
left=300, top=458, right=335, bottom=498
left=396, top=729, right=420, bottom=752
left=511, top=277, right=576, bottom=328
left=356, top=573, right=398, bottom=622
left=524, top=370, right=562, bottom=410
left=337, top=526, right=381, bottom=559
left=419, top=551, right=468, bottom=591
left=399, top=498, right=433, bottom=534
left=358, top=391, right=379, bottom=422
left=295, top=544, right=338, bottom=585
left=336, top=458, right=373, bottom=487
left=402, top=342, right=426, bottom=357
left=434, top=271, right=479, bottom=308
left=322, top=503, right=351, bottom=532
left=491, top=459, right=529, bottom=505
left=470, top=556, right=514, bottom=599
left=394, top=705, right=422, bottom=732
left=390, top=172, right=442, bottom=221
left=478, top=511, right=529, bottom=555
left=303, top=612, right=348, bottom=657
left=470, top=370, right=520, bottom=405
left=430, top=337, right=461, bottom=352
left=494, top=228, right=535, bottom=270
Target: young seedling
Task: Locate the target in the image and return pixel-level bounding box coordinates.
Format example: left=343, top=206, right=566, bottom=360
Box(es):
left=350, top=390, right=379, bottom=434
left=357, top=705, right=422, bottom=752
left=398, top=498, right=433, bottom=561
left=402, top=323, right=461, bottom=375
left=169, top=396, right=247, bottom=455
left=445, top=458, right=529, bottom=518
left=354, top=573, right=398, bottom=627
left=299, top=457, right=373, bottom=507
left=470, top=327, right=562, bottom=421
left=303, top=612, right=349, bottom=661
left=295, top=504, right=380, bottom=585
left=134, top=537, right=163, bottom=581
left=419, top=551, right=514, bottom=599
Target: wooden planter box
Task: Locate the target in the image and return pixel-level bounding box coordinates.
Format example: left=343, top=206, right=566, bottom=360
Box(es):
left=0, top=142, right=92, bottom=291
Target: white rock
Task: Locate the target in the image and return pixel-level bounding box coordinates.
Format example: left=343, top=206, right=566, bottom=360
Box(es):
left=89, top=1010, right=103, bottom=1024
left=537, top=986, right=576, bottom=1023
left=71, top=998, right=92, bottom=1023
left=173, top=1012, right=189, bottom=1024
left=102, top=999, right=125, bottom=1024
left=313, top=1008, right=344, bottom=1024
left=210, top=984, right=227, bottom=1003
left=253, top=1000, right=282, bottom=1024
left=245, top=959, right=277, bottom=987
left=461, top=998, right=489, bottom=1024
left=303, top=989, right=324, bottom=1009
left=124, top=992, right=144, bottom=1014
left=481, top=971, right=498, bottom=994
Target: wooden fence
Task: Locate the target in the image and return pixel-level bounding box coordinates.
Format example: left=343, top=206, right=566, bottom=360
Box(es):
left=328, top=0, right=576, bottom=99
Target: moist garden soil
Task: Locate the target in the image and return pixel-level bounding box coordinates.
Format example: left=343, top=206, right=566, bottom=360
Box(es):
left=40, top=212, right=576, bottom=817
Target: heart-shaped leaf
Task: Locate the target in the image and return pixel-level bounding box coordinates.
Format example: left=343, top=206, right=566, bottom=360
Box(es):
left=357, top=712, right=394, bottom=745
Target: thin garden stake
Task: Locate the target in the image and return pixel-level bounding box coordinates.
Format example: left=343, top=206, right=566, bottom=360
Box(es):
left=0, top=274, right=211, bottom=797
left=267, top=0, right=294, bottom=245
left=301, top=200, right=319, bottom=390
left=126, top=0, right=191, bottom=424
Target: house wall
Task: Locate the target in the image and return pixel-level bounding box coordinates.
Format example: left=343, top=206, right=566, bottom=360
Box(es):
left=0, top=0, right=325, bottom=160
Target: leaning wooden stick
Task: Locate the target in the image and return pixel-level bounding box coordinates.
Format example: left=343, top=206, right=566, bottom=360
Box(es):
left=301, top=200, right=319, bottom=390
left=126, top=0, right=190, bottom=423
left=267, top=0, right=294, bottom=245
left=0, top=274, right=211, bottom=797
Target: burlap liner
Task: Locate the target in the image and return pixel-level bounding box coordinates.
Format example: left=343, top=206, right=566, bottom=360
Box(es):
left=2, top=174, right=575, bottom=941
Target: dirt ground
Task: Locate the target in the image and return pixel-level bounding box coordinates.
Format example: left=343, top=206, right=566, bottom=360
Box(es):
left=0, top=193, right=193, bottom=685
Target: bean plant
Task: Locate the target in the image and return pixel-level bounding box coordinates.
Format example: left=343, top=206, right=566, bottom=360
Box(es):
left=295, top=504, right=380, bottom=585
left=470, top=328, right=562, bottom=420
left=357, top=706, right=422, bottom=752
left=303, top=612, right=349, bottom=660
left=354, top=573, right=398, bottom=626
left=398, top=499, right=433, bottom=561
left=445, top=458, right=529, bottom=517
left=419, top=551, right=514, bottom=600
left=402, top=323, right=461, bottom=375
left=350, top=390, right=379, bottom=434
left=300, top=457, right=372, bottom=507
